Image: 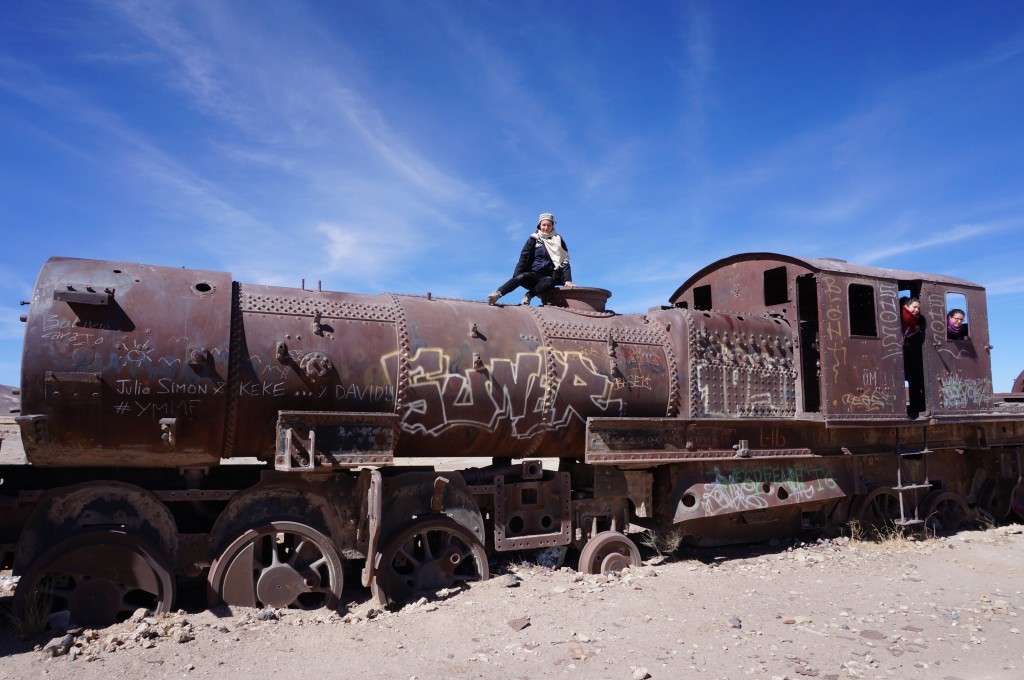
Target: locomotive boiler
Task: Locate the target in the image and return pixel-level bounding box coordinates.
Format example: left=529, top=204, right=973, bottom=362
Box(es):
left=3, top=252, right=1023, bottom=626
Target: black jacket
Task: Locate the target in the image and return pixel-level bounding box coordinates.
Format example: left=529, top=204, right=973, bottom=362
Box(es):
left=513, top=235, right=572, bottom=284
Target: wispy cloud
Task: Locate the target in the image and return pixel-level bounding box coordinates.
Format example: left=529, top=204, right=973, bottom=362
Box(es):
left=984, top=275, right=1024, bottom=296
left=856, top=220, right=1019, bottom=264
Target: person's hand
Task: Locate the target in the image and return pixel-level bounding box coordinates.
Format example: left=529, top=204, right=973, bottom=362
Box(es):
left=564, top=281, right=575, bottom=288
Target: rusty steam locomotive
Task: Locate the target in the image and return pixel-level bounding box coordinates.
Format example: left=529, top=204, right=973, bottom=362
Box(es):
left=2, top=252, right=1023, bottom=626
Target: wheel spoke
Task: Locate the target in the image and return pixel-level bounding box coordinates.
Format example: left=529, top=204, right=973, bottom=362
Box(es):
left=396, top=545, right=423, bottom=568
left=419, top=532, right=436, bottom=561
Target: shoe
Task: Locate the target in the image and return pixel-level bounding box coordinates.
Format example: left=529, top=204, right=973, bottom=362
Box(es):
left=520, top=294, right=532, bottom=305
left=487, top=291, right=501, bottom=306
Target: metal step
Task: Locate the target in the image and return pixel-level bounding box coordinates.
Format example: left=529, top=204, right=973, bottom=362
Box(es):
left=894, top=518, right=924, bottom=527
left=893, top=483, right=932, bottom=492
left=900, top=449, right=933, bottom=457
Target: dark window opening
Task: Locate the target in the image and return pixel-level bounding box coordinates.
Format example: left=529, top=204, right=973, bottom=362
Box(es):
left=848, top=283, right=877, bottom=337
left=796, top=274, right=820, bottom=413
left=693, top=285, right=712, bottom=311
left=763, top=266, right=789, bottom=306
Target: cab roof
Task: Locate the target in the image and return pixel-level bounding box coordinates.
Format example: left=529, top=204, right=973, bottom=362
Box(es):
left=669, top=252, right=982, bottom=304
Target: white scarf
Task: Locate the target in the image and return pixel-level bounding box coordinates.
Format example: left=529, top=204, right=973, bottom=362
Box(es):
left=535, top=230, right=569, bottom=269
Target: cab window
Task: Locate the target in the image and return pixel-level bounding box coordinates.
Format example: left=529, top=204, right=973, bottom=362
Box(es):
left=945, top=292, right=968, bottom=340
left=848, top=283, right=877, bottom=337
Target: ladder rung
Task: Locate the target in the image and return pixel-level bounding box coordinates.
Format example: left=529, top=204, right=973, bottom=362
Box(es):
left=894, top=519, right=924, bottom=527
left=893, top=484, right=931, bottom=491
left=900, top=449, right=932, bottom=457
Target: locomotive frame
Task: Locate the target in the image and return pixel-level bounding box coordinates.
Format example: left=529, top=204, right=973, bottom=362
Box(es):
left=2, top=252, right=1022, bottom=626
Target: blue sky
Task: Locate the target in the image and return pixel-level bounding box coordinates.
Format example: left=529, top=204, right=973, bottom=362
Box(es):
left=2, top=0, right=1023, bottom=391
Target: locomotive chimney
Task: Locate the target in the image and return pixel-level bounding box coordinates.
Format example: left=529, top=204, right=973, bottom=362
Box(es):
left=537, top=286, right=612, bottom=312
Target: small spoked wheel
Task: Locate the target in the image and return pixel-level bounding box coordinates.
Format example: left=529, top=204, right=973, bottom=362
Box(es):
left=920, top=491, right=973, bottom=535
left=372, top=517, right=488, bottom=606
left=851, top=486, right=903, bottom=534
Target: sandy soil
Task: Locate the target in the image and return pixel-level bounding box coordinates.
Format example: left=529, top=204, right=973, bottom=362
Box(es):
left=2, top=524, right=1022, bottom=680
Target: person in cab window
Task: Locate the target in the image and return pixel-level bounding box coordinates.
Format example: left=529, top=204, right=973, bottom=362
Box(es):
left=946, top=308, right=968, bottom=340
left=487, top=212, right=574, bottom=306
left=901, top=297, right=926, bottom=418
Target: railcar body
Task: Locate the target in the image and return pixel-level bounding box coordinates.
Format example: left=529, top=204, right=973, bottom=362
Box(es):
left=3, top=252, right=1023, bottom=626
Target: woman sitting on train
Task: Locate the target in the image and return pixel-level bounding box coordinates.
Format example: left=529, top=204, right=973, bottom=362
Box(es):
left=901, top=297, right=927, bottom=418
left=487, top=212, right=574, bottom=306
left=946, top=308, right=968, bottom=340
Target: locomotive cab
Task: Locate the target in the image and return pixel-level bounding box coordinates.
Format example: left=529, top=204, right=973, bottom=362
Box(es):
left=669, top=253, right=994, bottom=422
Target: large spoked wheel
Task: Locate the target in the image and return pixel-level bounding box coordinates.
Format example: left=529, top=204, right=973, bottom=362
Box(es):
left=851, top=486, right=903, bottom=533
left=578, top=531, right=642, bottom=575
left=208, top=521, right=344, bottom=610
left=13, top=529, right=175, bottom=628
left=920, top=491, right=973, bottom=535
left=372, top=517, right=488, bottom=606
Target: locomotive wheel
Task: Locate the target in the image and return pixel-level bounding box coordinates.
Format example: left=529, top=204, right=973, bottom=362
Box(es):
left=13, top=529, right=175, bottom=628
left=578, top=531, right=641, bottom=575
left=207, top=521, right=344, bottom=610
left=371, top=517, right=488, bottom=606
left=976, top=479, right=1010, bottom=522
left=851, top=486, right=903, bottom=533
left=920, top=491, right=973, bottom=535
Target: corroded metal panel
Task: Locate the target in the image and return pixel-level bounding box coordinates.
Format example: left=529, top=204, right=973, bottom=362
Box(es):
left=388, top=298, right=673, bottom=459
left=492, top=472, right=571, bottom=550
left=228, top=286, right=399, bottom=458
left=20, top=258, right=233, bottom=466
left=585, top=417, right=815, bottom=465
left=686, top=311, right=797, bottom=418
left=924, top=286, right=994, bottom=414
left=817, top=275, right=904, bottom=421
left=669, top=458, right=850, bottom=523
left=274, top=411, right=396, bottom=470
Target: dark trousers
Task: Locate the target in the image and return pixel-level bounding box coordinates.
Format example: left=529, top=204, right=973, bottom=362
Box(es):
left=497, top=272, right=557, bottom=297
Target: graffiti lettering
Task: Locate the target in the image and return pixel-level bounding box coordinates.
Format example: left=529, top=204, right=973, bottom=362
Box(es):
left=384, top=347, right=620, bottom=438
left=878, top=282, right=901, bottom=359
left=238, top=381, right=286, bottom=397
left=821, top=276, right=845, bottom=384
left=696, top=465, right=839, bottom=516
left=335, top=383, right=393, bottom=403
left=939, top=375, right=992, bottom=409
left=114, top=399, right=202, bottom=418
left=840, top=389, right=896, bottom=412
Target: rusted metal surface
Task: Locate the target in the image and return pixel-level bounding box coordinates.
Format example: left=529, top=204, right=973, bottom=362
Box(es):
left=537, top=285, right=612, bottom=312
left=19, top=258, right=676, bottom=466
left=274, top=411, right=397, bottom=470
left=491, top=472, right=571, bottom=550
left=22, top=255, right=1017, bottom=470
left=19, top=258, right=233, bottom=466
left=669, top=252, right=995, bottom=422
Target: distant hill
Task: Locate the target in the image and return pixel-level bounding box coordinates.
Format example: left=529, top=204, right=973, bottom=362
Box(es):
left=0, top=384, right=19, bottom=415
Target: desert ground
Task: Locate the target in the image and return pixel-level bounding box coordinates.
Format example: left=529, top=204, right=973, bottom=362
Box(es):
left=1, top=524, right=1022, bottom=680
